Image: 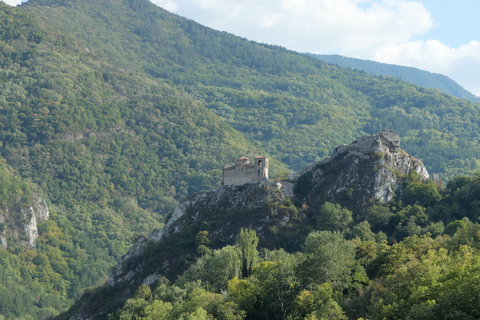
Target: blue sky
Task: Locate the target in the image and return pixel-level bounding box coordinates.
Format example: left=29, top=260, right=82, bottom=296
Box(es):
left=418, top=0, right=479, bottom=48
left=5, top=0, right=480, bottom=96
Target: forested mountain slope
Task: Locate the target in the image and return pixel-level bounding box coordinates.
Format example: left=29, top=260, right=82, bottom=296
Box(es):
left=0, top=2, right=271, bottom=318
left=310, top=54, right=480, bottom=103
left=62, top=134, right=480, bottom=320
left=22, top=0, right=480, bottom=179
left=1, top=0, right=480, bottom=318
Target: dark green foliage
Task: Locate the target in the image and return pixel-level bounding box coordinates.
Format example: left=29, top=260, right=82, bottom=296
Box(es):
left=0, top=2, right=278, bottom=316
left=366, top=205, right=394, bottom=233
left=293, top=171, right=313, bottom=199
left=315, top=202, right=353, bottom=232
left=57, top=170, right=480, bottom=320
left=21, top=0, right=480, bottom=178
left=403, top=181, right=442, bottom=207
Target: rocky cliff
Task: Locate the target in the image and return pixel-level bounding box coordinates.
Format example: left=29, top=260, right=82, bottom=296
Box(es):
left=61, top=132, right=429, bottom=320
left=0, top=193, right=50, bottom=249
left=289, top=132, right=428, bottom=217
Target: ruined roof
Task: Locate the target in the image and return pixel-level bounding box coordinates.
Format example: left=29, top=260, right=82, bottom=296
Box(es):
left=254, top=155, right=267, bottom=159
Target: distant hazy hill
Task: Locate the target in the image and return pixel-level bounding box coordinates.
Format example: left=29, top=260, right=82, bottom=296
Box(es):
left=310, top=54, right=480, bottom=103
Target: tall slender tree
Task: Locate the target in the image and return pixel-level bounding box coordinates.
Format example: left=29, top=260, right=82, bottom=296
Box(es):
left=236, top=228, right=259, bottom=278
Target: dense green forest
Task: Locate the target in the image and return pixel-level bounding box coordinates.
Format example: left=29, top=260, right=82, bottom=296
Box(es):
left=0, top=2, right=269, bottom=318
left=106, top=173, right=480, bottom=320
left=22, top=0, right=480, bottom=176
left=0, top=0, right=480, bottom=318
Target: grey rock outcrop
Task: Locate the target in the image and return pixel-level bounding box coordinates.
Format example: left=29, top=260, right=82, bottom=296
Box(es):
left=0, top=213, right=6, bottom=249
left=22, top=194, right=50, bottom=248
left=290, top=131, right=429, bottom=215
left=2, top=194, right=50, bottom=249
left=108, top=184, right=289, bottom=288
left=69, top=183, right=293, bottom=320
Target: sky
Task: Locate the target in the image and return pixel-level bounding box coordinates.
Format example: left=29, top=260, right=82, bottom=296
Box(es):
left=5, top=0, right=480, bottom=97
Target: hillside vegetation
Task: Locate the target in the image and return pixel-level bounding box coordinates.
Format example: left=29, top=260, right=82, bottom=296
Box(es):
left=311, top=54, right=480, bottom=103
left=71, top=173, right=480, bottom=320
left=0, top=2, right=270, bottom=318
left=23, top=0, right=480, bottom=176
left=0, top=0, right=479, bottom=318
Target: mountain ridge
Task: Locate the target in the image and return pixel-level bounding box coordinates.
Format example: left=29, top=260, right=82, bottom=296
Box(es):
left=309, top=53, right=480, bottom=103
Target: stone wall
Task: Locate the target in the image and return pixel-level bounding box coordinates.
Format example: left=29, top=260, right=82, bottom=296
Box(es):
left=223, top=156, right=268, bottom=186
left=223, top=165, right=267, bottom=186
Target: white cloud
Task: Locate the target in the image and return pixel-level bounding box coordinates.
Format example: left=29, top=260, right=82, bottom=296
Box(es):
left=155, top=0, right=432, bottom=53
left=373, top=40, right=480, bottom=96
left=3, top=0, right=23, bottom=6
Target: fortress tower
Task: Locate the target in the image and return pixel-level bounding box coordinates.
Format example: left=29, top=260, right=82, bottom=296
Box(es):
left=222, top=156, right=269, bottom=186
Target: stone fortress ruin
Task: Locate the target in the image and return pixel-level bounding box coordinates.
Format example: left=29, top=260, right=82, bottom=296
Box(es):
left=222, top=156, right=269, bottom=186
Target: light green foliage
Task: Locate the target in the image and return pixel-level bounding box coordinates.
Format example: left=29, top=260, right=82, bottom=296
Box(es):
left=360, top=238, right=480, bottom=320
left=23, top=0, right=480, bottom=179
left=111, top=223, right=480, bottom=320
left=178, top=245, right=242, bottom=293
left=0, top=2, right=268, bottom=316
left=3, top=0, right=480, bottom=318
left=110, top=280, right=245, bottom=320
left=236, top=228, right=259, bottom=278
left=297, top=283, right=348, bottom=320
left=228, top=277, right=258, bottom=314
left=251, top=252, right=300, bottom=319
left=299, top=231, right=366, bottom=291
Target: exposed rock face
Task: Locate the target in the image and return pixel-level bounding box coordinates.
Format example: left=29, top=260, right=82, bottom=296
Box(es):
left=22, top=194, right=50, bottom=248
left=2, top=194, right=50, bottom=249
left=0, top=235, right=6, bottom=249
left=290, top=132, right=429, bottom=216
left=109, top=184, right=291, bottom=288
left=0, top=213, right=6, bottom=249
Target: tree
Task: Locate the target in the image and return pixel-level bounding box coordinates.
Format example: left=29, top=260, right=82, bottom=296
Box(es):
left=350, top=221, right=376, bottom=242
left=178, top=245, right=241, bottom=293
left=316, top=202, right=353, bottom=233
left=299, top=231, right=365, bottom=291
left=236, top=228, right=259, bottom=278
left=402, top=181, right=442, bottom=207
left=296, top=283, right=347, bottom=320
left=366, top=205, right=393, bottom=233
left=251, top=251, right=300, bottom=319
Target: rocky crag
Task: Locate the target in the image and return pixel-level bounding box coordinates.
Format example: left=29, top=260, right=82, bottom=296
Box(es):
left=0, top=193, right=50, bottom=249
left=61, top=132, right=429, bottom=320
left=289, top=131, right=428, bottom=216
